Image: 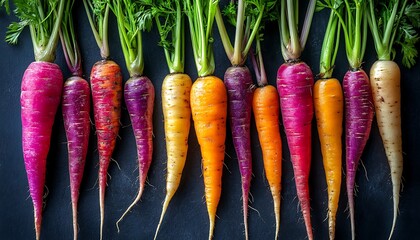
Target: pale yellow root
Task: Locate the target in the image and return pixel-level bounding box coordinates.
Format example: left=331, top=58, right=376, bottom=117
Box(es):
left=115, top=185, right=144, bottom=232
left=370, top=60, right=403, bottom=240
left=153, top=73, right=192, bottom=240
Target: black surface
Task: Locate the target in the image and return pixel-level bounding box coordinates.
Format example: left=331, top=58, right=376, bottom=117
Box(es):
left=1, top=2, right=420, bottom=240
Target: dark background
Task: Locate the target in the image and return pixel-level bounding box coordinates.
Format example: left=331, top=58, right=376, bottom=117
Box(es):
left=1, top=1, right=420, bottom=240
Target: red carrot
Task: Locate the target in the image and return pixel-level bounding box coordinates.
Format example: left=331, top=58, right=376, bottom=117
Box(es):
left=5, top=1, right=66, bottom=239
left=83, top=1, right=123, bottom=238
left=60, top=1, right=91, bottom=238
left=276, top=0, right=316, bottom=239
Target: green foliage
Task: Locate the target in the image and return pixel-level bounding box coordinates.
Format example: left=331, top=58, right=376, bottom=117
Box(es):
left=5, top=0, right=65, bottom=62
left=368, top=0, right=420, bottom=68
left=1, top=0, right=10, bottom=14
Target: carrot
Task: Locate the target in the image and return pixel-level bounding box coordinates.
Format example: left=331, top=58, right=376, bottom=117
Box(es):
left=335, top=1, right=373, bottom=238
left=276, top=0, right=317, bottom=239
left=109, top=0, right=155, bottom=232
left=191, top=76, right=227, bottom=240
left=367, top=1, right=420, bottom=238
left=314, top=2, right=343, bottom=239
left=250, top=30, right=282, bottom=239
left=151, top=1, right=193, bottom=238
left=91, top=59, right=122, bottom=239
left=5, top=1, right=66, bottom=239
left=60, top=1, right=90, bottom=238
left=185, top=1, right=227, bottom=239
left=215, top=1, right=278, bottom=236
left=83, top=1, right=123, bottom=238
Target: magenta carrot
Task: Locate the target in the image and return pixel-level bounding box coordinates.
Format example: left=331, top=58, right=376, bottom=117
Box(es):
left=276, top=0, right=317, bottom=239
left=112, top=0, right=155, bottom=231
left=5, top=1, right=66, bottom=239
left=83, top=1, right=123, bottom=239
left=60, top=1, right=91, bottom=239
left=336, top=1, right=373, bottom=239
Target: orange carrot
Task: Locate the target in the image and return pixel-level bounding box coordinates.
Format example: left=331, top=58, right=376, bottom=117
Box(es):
left=185, top=1, right=227, bottom=239
left=250, top=36, right=282, bottom=239
left=314, top=3, right=343, bottom=239
left=314, top=78, right=343, bottom=239
left=191, top=76, right=227, bottom=239
left=253, top=85, right=282, bottom=239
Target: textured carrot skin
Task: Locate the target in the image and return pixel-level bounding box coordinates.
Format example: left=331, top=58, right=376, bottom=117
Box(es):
left=314, top=78, right=343, bottom=240
left=62, top=76, right=91, bottom=240
left=190, top=75, right=227, bottom=240
left=277, top=61, right=314, bottom=240
left=252, top=85, right=282, bottom=239
left=343, top=69, right=374, bottom=240
left=122, top=75, right=155, bottom=207
left=370, top=60, right=402, bottom=240
left=21, top=61, right=63, bottom=240
left=90, top=59, right=122, bottom=238
left=155, top=73, right=192, bottom=238
left=224, top=66, right=253, bottom=238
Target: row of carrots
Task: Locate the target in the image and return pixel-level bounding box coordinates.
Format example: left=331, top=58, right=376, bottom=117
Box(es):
left=2, top=0, right=419, bottom=239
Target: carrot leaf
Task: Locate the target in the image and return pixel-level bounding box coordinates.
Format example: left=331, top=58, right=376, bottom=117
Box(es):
left=5, top=0, right=66, bottom=62
left=279, top=0, right=317, bottom=61
left=83, top=0, right=110, bottom=59
left=367, top=0, right=420, bottom=68
left=185, top=0, right=218, bottom=77
left=111, top=0, right=149, bottom=77
left=60, top=0, right=82, bottom=76
left=216, top=0, right=275, bottom=65
left=318, top=0, right=343, bottom=78
left=153, top=0, right=185, bottom=73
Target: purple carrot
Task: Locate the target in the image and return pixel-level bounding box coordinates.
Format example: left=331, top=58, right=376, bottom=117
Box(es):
left=60, top=1, right=91, bottom=238
left=277, top=61, right=314, bottom=240
left=116, top=76, right=155, bottom=229
left=62, top=77, right=90, bottom=239
left=343, top=69, right=374, bottom=238
left=224, top=66, right=254, bottom=235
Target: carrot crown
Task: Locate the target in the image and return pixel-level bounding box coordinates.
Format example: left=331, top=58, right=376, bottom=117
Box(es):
left=83, top=0, right=111, bottom=59
left=279, top=0, right=317, bottom=61
left=153, top=0, right=185, bottom=74
left=317, top=0, right=343, bottom=79
left=367, top=0, right=420, bottom=68
left=215, top=0, right=276, bottom=66
left=60, top=0, right=82, bottom=76
left=5, top=0, right=66, bottom=62
left=111, top=0, right=146, bottom=77
left=185, top=0, right=218, bottom=77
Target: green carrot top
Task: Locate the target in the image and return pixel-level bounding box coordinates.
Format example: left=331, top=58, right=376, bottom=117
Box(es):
left=249, top=1, right=278, bottom=86
left=184, top=0, right=219, bottom=77
left=316, top=0, right=343, bottom=79
left=111, top=0, right=147, bottom=77
left=367, top=0, right=420, bottom=68
left=83, top=0, right=111, bottom=59
left=5, top=0, right=66, bottom=62
left=60, top=0, right=82, bottom=76
left=152, top=0, right=185, bottom=74
left=333, top=0, right=367, bottom=69
left=279, top=0, right=317, bottom=61
left=0, top=0, right=9, bottom=13
left=216, top=0, right=277, bottom=66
